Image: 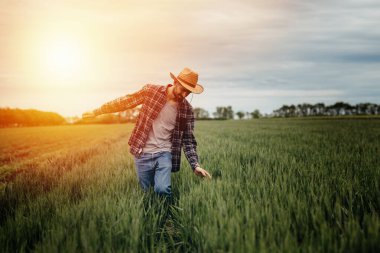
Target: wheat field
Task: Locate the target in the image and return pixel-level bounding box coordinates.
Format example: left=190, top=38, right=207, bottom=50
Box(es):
left=0, top=119, right=379, bottom=252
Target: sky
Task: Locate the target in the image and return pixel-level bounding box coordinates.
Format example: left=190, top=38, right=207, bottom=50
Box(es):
left=0, top=0, right=379, bottom=117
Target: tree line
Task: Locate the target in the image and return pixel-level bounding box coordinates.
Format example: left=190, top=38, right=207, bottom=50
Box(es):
left=195, top=102, right=380, bottom=120
left=194, top=106, right=262, bottom=120
left=272, top=102, right=380, bottom=117
left=0, top=108, right=65, bottom=127
left=2, top=102, right=379, bottom=127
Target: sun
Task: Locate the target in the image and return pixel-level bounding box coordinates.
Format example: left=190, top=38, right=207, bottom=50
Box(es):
left=43, top=37, right=83, bottom=80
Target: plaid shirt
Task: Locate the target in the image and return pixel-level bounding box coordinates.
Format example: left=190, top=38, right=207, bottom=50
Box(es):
left=94, top=84, right=199, bottom=172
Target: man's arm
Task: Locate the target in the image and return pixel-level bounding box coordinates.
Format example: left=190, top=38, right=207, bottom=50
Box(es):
left=182, top=111, right=211, bottom=178
left=83, top=85, right=148, bottom=118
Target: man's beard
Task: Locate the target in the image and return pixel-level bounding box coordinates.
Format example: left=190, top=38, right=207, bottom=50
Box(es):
left=174, top=93, right=183, bottom=101
left=173, top=88, right=184, bottom=101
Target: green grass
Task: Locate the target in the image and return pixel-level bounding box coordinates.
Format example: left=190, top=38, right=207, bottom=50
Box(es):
left=0, top=119, right=379, bottom=252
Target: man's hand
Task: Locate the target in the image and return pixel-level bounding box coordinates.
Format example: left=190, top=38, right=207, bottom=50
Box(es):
left=82, top=111, right=95, bottom=119
left=194, top=167, right=212, bottom=179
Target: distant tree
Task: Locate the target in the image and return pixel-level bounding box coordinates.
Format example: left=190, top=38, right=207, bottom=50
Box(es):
left=279, top=105, right=290, bottom=117
left=213, top=107, right=223, bottom=119
left=193, top=107, right=210, bottom=119
left=312, top=103, right=325, bottom=116
left=326, top=102, right=351, bottom=116
left=213, top=106, right=234, bottom=119
left=356, top=103, right=368, bottom=115
left=289, top=104, right=296, bottom=117
left=226, top=106, right=234, bottom=119
left=355, top=103, right=378, bottom=115
left=296, top=103, right=313, bottom=116
left=251, top=109, right=261, bottom=119
left=236, top=111, right=245, bottom=119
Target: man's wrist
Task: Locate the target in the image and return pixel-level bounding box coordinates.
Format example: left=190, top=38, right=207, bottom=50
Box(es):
left=193, top=163, right=200, bottom=170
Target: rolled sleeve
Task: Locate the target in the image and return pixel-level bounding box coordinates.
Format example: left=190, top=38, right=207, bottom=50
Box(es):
left=94, top=85, right=148, bottom=116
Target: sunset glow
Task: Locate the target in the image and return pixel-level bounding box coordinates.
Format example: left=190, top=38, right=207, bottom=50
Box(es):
left=43, top=37, right=83, bottom=80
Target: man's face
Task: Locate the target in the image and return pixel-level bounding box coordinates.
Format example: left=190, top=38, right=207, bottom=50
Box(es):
left=173, top=82, right=191, bottom=101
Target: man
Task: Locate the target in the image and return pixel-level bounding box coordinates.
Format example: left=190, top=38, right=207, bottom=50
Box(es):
left=83, top=67, right=211, bottom=197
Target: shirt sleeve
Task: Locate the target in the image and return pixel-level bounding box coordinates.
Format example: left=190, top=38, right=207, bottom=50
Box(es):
left=182, top=109, right=200, bottom=170
left=93, top=85, right=148, bottom=116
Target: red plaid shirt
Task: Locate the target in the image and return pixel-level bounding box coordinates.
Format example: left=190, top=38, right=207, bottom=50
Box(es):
left=94, top=84, right=200, bottom=172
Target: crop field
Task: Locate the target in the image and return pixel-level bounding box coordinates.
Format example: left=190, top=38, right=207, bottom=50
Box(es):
left=0, top=119, right=379, bottom=252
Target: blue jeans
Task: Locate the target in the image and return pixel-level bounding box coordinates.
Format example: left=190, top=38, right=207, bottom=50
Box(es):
left=134, top=151, right=172, bottom=196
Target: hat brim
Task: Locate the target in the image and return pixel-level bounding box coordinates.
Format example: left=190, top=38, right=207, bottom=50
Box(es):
left=170, top=72, right=204, bottom=94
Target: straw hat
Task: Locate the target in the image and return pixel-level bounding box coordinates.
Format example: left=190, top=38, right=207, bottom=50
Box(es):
left=170, top=67, right=204, bottom=94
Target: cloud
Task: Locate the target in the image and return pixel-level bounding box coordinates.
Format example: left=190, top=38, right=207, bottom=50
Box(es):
left=208, top=88, right=343, bottom=98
